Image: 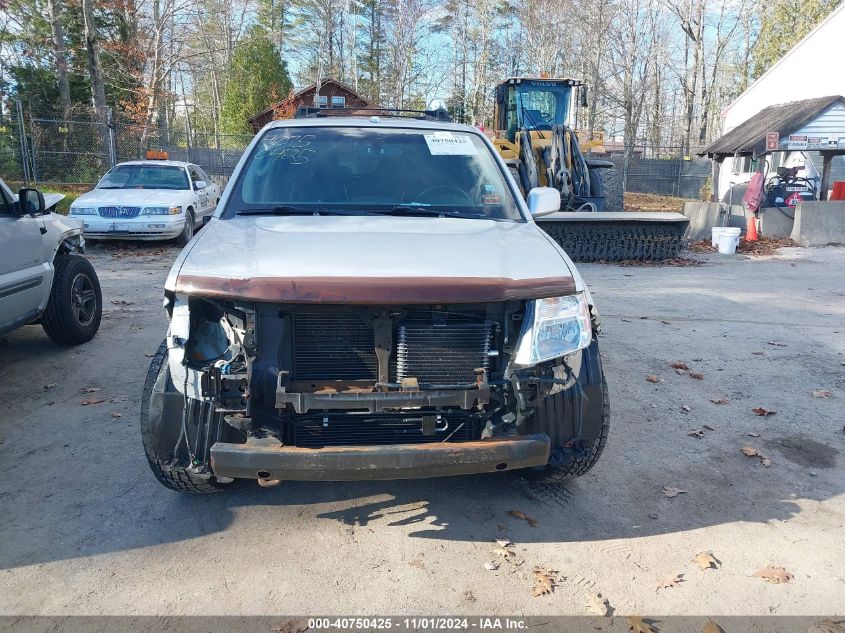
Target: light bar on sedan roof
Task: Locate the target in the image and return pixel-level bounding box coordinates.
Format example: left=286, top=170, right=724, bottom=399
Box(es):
left=145, top=149, right=169, bottom=160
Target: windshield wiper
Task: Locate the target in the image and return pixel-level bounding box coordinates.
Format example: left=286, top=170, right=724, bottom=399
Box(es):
left=236, top=206, right=350, bottom=216
left=378, top=205, right=463, bottom=217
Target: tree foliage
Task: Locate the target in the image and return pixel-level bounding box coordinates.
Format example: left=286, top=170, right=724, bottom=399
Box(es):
left=219, top=27, right=292, bottom=134
left=750, top=0, right=842, bottom=80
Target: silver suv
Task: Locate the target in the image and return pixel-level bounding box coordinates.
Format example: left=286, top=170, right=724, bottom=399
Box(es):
left=0, top=178, right=102, bottom=344
left=141, top=113, right=609, bottom=493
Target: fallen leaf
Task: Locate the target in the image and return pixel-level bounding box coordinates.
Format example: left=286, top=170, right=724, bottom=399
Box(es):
left=675, top=368, right=687, bottom=375
left=812, top=390, right=833, bottom=399
left=81, top=386, right=101, bottom=393
left=741, top=446, right=773, bottom=466
left=754, top=565, right=793, bottom=584
left=144, top=353, right=155, bottom=358
left=585, top=590, right=609, bottom=616
left=493, top=545, right=515, bottom=559
left=748, top=432, right=760, bottom=437
left=702, top=424, right=716, bottom=431
left=80, top=398, right=105, bottom=406
left=688, top=429, right=705, bottom=439
left=760, top=456, right=773, bottom=467
left=741, top=446, right=759, bottom=456
left=656, top=573, right=684, bottom=590
left=270, top=620, right=308, bottom=633
left=752, top=351, right=765, bottom=355
left=508, top=510, right=538, bottom=527
left=531, top=566, right=557, bottom=597
left=808, top=619, right=845, bottom=633
left=710, top=397, right=729, bottom=404
left=703, top=621, right=726, bottom=633
left=693, top=551, right=720, bottom=570
left=767, top=341, right=787, bottom=347
left=484, top=561, right=499, bottom=571
left=681, top=405, right=691, bottom=412
left=689, top=371, right=704, bottom=380
left=628, top=616, right=656, bottom=633
left=662, top=486, right=687, bottom=497
left=495, top=539, right=512, bottom=548
left=110, top=299, right=133, bottom=305
left=43, top=383, right=57, bottom=391
left=752, top=407, right=777, bottom=416
left=109, top=412, right=123, bottom=418
left=670, top=361, right=689, bottom=370
left=646, top=375, right=660, bottom=383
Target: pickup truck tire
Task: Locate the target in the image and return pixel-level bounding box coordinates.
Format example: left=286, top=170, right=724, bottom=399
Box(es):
left=141, top=340, right=233, bottom=494
left=175, top=208, right=194, bottom=246
left=41, top=254, right=102, bottom=345
left=522, top=348, right=609, bottom=485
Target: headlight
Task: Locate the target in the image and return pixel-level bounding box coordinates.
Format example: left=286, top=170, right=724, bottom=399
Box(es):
left=70, top=206, right=96, bottom=215
left=512, top=293, right=592, bottom=366
left=142, top=206, right=181, bottom=215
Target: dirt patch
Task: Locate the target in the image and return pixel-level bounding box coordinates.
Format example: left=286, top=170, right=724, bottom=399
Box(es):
left=688, top=236, right=798, bottom=256
left=624, top=192, right=693, bottom=212
left=763, top=435, right=840, bottom=469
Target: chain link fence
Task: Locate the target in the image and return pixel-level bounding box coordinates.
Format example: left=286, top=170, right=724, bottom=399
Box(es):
left=7, top=106, right=711, bottom=201
left=7, top=105, right=253, bottom=187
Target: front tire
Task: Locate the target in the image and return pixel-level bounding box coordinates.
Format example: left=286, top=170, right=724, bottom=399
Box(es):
left=141, top=341, right=233, bottom=493
left=175, top=208, right=195, bottom=246
left=41, top=254, right=102, bottom=345
left=521, top=342, right=610, bottom=484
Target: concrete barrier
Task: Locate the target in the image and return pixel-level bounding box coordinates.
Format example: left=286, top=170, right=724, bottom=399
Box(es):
left=684, top=201, right=797, bottom=240
left=790, top=201, right=845, bottom=246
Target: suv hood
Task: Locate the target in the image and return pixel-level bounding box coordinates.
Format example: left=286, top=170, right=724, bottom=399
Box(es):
left=76, top=188, right=188, bottom=206
left=169, top=215, right=581, bottom=304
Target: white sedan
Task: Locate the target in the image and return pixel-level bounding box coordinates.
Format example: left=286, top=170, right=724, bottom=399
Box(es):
left=69, top=160, right=220, bottom=244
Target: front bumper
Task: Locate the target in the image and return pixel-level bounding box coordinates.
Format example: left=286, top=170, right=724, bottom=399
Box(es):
left=209, top=434, right=551, bottom=481
left=81, top=217, right=185, bottom=240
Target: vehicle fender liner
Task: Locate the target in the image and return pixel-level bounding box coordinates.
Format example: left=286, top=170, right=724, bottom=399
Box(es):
left=209, top=434, right=552, bottom=481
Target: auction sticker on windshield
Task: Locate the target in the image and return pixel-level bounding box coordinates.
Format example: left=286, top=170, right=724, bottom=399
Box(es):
left=424, top=132, right=478, bottom=156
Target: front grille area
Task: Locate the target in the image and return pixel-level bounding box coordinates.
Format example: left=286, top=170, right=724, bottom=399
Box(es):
left=288, top=413, right=480, bottom=447
left=293, top=313, right=378, bottom=380
left=98, top=206, right=141, bottom=219
left=291, top=309, right=494, bottom=384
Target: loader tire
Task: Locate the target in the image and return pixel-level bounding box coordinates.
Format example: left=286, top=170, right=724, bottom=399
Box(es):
left=141, top=340, right=233, bottom=494
left=592, top=167, right=623, bottom=212
left=521, top=343, right=610, bottom=484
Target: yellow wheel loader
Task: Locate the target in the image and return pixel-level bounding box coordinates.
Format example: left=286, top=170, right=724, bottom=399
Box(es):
left=493, top=77, right=689, bottom=261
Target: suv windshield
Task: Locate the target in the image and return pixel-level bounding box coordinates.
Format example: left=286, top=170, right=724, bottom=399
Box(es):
left=224, top=126, right=523, bottom=221
left=97, top=164, right=189, bottom=190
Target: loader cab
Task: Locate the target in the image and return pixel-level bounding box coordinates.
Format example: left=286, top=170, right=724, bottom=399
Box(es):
left=494, top=78, right=580, bottom=143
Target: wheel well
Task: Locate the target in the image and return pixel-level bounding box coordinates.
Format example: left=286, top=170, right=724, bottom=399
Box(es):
left=56, top=233, right=85, bottom=258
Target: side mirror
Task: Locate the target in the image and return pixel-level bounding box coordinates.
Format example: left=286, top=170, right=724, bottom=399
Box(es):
left=194, top=180, right=207, bottom=190
left=580, top=85, right=589, bottom=109
left=526, top=187, right=561, bottom=218
left=19, top=188, right=45, bottom=216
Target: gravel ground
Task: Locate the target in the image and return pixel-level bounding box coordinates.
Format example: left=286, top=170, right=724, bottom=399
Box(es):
left=1, top=243, right=843, bottom=617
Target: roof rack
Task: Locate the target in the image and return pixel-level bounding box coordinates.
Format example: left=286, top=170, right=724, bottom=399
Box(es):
left=293, top=106, right=452, bottom=123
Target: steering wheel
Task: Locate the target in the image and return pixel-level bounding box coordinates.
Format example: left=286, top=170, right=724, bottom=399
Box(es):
left=413, top=186, right=472, bottom=205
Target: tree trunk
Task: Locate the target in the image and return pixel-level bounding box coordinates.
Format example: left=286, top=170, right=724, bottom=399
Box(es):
left=47, top=0, right=71, bottom=116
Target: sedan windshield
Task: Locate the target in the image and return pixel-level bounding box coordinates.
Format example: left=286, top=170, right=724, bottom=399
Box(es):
left=224, top=126, right=523, bottom=221
left=97, top=164, right=189, bottom=190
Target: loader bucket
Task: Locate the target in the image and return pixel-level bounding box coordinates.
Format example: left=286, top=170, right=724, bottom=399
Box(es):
left=536, top=212, right=691, bottom=262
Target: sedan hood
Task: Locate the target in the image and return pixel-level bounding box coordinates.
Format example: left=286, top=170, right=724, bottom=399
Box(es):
left=169, top=215, right=580, bottom=304
left=75, top=188, right=187, bottom=206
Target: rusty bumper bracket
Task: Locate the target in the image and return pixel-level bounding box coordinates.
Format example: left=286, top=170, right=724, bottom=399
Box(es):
left=209, top=434, right=551, bottom=481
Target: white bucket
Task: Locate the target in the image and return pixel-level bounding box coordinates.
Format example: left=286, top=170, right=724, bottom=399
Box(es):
left=712, top=227, right=741, bottom=254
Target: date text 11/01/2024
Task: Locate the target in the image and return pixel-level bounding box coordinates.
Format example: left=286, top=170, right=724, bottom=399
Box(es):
left=307, top=618, right=528, bottom=630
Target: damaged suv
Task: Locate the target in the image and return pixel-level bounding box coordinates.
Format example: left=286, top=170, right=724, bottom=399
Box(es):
left=141, top=113, right=609, bottom=493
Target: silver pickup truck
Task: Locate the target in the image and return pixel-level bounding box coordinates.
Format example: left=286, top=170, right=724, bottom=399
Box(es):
left=141, top=113, right=609, bottom=494
left=0, top=178, right=102, bottom=344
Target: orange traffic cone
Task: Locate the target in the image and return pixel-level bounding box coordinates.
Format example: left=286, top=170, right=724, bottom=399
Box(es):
left=746, top=214, right=758, bottom=241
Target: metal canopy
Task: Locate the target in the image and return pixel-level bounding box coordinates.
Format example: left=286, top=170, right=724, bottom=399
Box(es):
left=702, top=96, right=845, bottom=158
